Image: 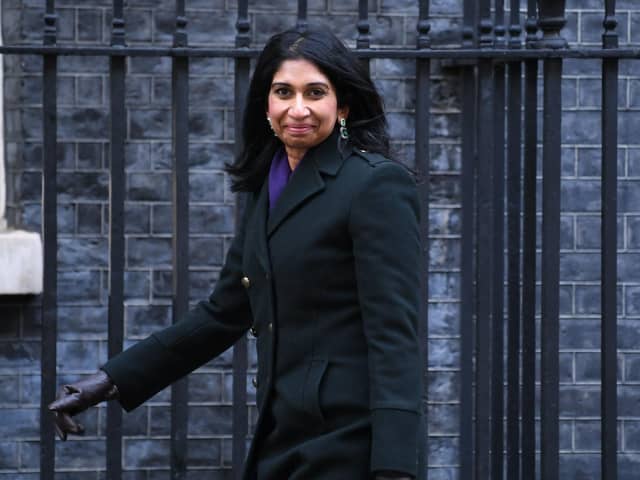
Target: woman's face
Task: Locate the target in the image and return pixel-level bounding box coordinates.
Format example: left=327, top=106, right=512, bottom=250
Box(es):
left=267, top=59, right=349, bottom=157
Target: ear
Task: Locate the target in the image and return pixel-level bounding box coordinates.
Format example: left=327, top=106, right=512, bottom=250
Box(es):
left=337, top=105, right=350, bottom=120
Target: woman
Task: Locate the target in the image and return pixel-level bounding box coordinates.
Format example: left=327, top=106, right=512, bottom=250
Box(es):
left=50, top=26, right=423, bottom=480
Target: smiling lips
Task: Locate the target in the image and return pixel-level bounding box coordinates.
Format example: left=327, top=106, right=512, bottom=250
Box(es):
left=285, top=124, right=316, bottom=134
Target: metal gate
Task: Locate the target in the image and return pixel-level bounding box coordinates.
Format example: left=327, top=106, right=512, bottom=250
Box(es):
left=3, top=0, right=632, bottom=478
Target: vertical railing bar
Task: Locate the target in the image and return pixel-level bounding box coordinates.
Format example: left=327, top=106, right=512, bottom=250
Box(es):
left=170, top=2, right=189, bottom=479
left=538, top=3, right=566, bottom=479
left=40, top=1, right=58, bottom=479
left=357, top=0, right=371, bottom=73
left=296, top=0, right=308, bottom=31
left=106, top=1, right=126, bottom=479
left=476, top=0, right=494, bottom=478
left=521, top=2, right=538, bottom=479
left=601, top=1, right=619, bottom=479
left=233, top=1, right=250, bottom=477
left=492, top=1, right=507, bottom=478
left=416, top=2, right=431, bottom=479
left=506, top=1, right=523, bottom=479
left=459, top=0, right=477, bottom=477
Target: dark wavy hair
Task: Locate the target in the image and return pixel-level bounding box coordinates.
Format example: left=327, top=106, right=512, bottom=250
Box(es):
left=226, top=26, right=391, bottom=193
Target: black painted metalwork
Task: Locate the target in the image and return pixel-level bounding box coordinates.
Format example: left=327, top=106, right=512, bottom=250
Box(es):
left=357, top=0, right=370, bottom=73
left=3, top=44, right=640, bottom=60
left=506, top=1, right=523, bottom=479
left=492, top=2, right=507, bottom=478
left=297, top=0, right=308, bottom=32
left=233, top=1, right=250, bottom=477
left=415, top=3, right=430, bottom=479
left=476, top=1, right=494, bottom=478
left=26, top=0, right=632, bottom=478
left=40, top=2, right=57, bottom=479
left=538, top=3, right=566, bottom=479
left=521, top=3, right=538, bottom=479
left=459, top=0, right=476, bottom=477
left=171, top=2, right=190, bottom=479
left=601, top=2, right=619, bottom=479
left=106, top=2, right=126, bottom=479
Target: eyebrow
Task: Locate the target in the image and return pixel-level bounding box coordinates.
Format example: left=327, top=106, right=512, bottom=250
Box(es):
left=271, top=82, right=330, bottom=89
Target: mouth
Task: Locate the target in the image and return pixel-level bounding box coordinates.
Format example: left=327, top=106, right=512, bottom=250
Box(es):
left=284, top=124, right=316, bottom=134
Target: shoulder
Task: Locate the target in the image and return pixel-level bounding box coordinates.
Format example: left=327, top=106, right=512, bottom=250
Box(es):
left=341, top=149, right=417, bottom=194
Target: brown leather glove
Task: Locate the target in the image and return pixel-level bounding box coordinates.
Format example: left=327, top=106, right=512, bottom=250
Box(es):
left=48, top=370, right=119, bottom=440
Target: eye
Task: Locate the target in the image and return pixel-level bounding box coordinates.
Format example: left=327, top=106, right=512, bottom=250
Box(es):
left=273, top=87, right=291, bottom=97
left=307, top=88, right=327, bottom=98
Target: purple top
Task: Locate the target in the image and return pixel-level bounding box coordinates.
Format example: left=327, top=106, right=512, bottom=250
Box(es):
left=268, top=148, right=292, bottom=212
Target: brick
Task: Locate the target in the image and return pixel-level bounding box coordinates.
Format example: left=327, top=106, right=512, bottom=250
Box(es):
left=429, top=302, right=459, bottom=337
left=129, top=108, right=171, bottom=139
left=187, top=438, right=222, bottom=467
left=58, top=340, right=101, bottom=371
left=0, top=376, right=19, bottom=404
left=125, top=202, right=151, bottom=234
left=125, top=270, right=151, bottom=301
left=427, top=436, right=458, bottom=466
left=126, top=76, right=152, bottom=105
left=0, top=441, right=18, bottom=469
left=189, top=237, right=224, bottom=267
left=123, top=8, right=153, bottom=43
left=125, top=305, right=172, bottom=337
left=0, top=408, right=39, bottom=436
left=559, top=454, right=600, bottom=479
left=58, top=237, right=108, bottom=268
left=428, top=339, right=459, bottom=369
left=579, top=77, right=627, bottom=109
left=128, top=172, right=172, bottom=201
left=427, top=403, right=458, bottom=436
left=428, top=371, right=459, bottom=403
left=190, top=57, right=226, bottom=75
left=76, top=76, right=103, bottom=106
left=127, top=237, right=172, bottom=267
left=58, top=270, right=102, bottom=303
left=58, top=172, right=109, bottom=201
left=189, top=270, right=222, bottom=301
left=150, top=142, right=173, bottom=170
left=624, top=421, right=640, bottom=451
left=186, top=141, right=231, bottom=169
left=78, top=9, right=102, bottom=42
left=188, top=372, right=223, bottom=402
left=77, top=203, right=102, bottom=234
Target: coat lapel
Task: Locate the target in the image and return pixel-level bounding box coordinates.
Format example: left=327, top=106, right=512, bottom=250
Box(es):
left=266, top=131, right=348, bottom=237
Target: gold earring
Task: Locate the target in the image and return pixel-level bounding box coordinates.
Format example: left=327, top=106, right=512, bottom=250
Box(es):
left=267, top=117, right=277, bottom=137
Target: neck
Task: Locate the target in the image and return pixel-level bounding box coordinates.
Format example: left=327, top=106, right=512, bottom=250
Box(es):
left=285, top=147, right=307, bottom=170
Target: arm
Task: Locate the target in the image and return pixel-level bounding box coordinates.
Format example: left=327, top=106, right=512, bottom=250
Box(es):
left=50, top=198, right=254, bottom=437
left=349, top=162, right=422, bottom=477
left=102, top=203, right=253, bottom=411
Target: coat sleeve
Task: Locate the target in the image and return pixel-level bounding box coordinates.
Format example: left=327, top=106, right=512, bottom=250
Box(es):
left=348, top=161, right=423, bottom=476
left=102, top=201, right=253, bottom=412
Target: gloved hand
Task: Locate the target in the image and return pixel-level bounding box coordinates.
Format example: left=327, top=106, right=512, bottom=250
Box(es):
left=48, top=370, right=119, bottom=440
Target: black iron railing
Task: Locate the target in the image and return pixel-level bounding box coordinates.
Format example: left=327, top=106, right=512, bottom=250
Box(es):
left=11, top=0, right=628, bottom=479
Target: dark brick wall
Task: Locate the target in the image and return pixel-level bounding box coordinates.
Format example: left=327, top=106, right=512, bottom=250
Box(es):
left=1, top=0, right=640, bottom=479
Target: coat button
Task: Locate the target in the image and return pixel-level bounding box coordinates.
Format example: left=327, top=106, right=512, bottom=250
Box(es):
left=241, top=276, right=250, bottom=288
left=268, top=322, right=273, bottom=333
left=252, top=377, right=258, bottom=388
left=250, top=326, right=258, bottom=337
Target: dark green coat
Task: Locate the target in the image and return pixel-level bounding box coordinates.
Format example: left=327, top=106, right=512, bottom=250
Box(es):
left=103, top=133, right=424, bottom=479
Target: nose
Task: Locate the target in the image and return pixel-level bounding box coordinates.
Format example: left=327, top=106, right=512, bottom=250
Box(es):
left=289, top=94, right=309, bottom=117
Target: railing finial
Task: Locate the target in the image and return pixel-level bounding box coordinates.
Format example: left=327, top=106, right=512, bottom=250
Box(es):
left=536, top=0, right=567, bottom=49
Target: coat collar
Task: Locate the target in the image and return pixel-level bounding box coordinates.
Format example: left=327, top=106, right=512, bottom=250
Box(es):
left=265, top=130, right=349, bottom=237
